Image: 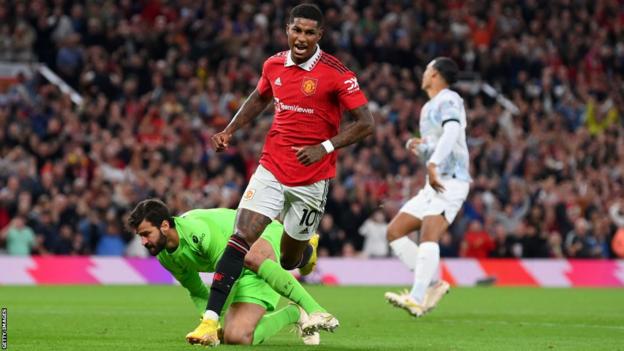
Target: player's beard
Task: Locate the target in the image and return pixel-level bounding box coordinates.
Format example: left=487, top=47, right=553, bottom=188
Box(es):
left=145, top=230, right=168, bottom=256
left=291, top=43, right=314, bottom=62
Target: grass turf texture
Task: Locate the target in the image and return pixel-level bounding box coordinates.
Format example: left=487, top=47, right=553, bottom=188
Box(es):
left=2, top=285, right=623, bottom=350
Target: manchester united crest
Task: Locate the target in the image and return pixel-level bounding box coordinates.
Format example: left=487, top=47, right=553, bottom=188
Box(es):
left=301, top=77, right=318, bottom=96
left=243, top=189, right=255, bottom=200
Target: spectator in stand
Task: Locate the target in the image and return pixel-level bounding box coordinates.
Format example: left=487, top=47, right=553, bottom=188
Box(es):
left=522, top=222, right=549, bottom=258
left=95, top=221, right=125, bottom=256
left=50, top=224, right=74, bottom=255
left=613, top=229, right=624, bottom=259
left=359, top=209, right=389, bottom=258
left=460, top=220, right=494, bottom=258
left=565, top=218, right=601, bottom=258
left=439, top=232, right=458, bottom=257
left=1, top=215, right=36, bottom=255
left=317, top=214, right=345, bottom=257
left=611, top=200, right=624, bottom=258
left=609, top=200, right=624, bottom=230
left=490, top=223, right=512, bottom=258
left=547, top=232, right=565, bottom=259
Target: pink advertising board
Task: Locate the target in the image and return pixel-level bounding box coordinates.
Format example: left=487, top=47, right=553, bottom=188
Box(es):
left=1, top=257, right=623, bottom=287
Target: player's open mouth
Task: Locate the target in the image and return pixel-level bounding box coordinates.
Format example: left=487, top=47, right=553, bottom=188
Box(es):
left=293, top=45, right=307, bottom=55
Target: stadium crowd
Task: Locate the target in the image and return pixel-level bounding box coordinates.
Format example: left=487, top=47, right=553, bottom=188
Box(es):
left=0, top=0, right=623, bottom=259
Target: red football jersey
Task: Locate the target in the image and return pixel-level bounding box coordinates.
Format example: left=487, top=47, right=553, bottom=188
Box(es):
left=256, top=47, right=368, bottom=186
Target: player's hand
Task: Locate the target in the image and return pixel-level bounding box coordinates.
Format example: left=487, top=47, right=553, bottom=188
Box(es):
left=405, top=137, right=422, bottom=154
left=427, top=162, right=445, bottom=193
left=211, top=131, right=232, bottom=152
left=292, top=145, right=326, bottom=166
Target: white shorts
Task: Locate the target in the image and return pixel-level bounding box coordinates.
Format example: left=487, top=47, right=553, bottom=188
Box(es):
left=238, top=165, right=329, bottom=241
left=400, top=178, right=470, bottom=224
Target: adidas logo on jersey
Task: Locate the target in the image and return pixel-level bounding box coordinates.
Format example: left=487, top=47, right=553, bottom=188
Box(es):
left=275, top=77, right=282, bottom=86
left=299, top=227, right=309, bottom=235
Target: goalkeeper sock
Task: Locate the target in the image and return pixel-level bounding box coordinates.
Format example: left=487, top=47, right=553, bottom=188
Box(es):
left=258, top=259, right=325, bottom=314
left=410, top=241, right=439, bottom=304
left=206, top=233, right=249, bottom=318
left=389, top=236, right=418, bottom=271
left=252, top=304, right=300, bottom=345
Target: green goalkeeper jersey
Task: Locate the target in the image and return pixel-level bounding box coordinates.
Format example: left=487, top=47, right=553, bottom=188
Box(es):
left=156, top=208, right=283, bottom=315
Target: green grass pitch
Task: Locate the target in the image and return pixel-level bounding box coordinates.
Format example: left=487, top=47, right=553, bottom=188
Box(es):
left=2, top=285, right=624, bottom=350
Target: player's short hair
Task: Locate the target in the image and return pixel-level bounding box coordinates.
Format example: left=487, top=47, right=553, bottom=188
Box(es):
left=432, top=57, right=459, bottom=85
left=127, top=198, right=175, bottom=230
left=288, top=3, right=324, bottom=28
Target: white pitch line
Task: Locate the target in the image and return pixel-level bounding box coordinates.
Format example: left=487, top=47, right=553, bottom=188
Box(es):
left=433, top=318, right=624, bottom=331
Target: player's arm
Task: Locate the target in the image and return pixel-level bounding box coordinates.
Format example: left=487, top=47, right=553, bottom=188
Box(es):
left=177, top=270, right=210, bottom=317
left=212, top=59, right=274, bottom=152
left=227, top=89, right=273, bottom=135
left=160, top=257, right=209, bottom=317
left=211, top=89, right=273, bottom=151
left=330, top=104, right=375, bottom=149
left=427, top=121, right=460, bottom=167
left=427, top=100, right=462, bottom=192
left=293, top=104, right=374, bottom=166
left=331, top=71, right=376, bottom=150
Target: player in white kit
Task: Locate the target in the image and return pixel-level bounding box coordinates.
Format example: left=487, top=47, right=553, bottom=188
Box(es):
left=384, top=57, right=471, bottom=317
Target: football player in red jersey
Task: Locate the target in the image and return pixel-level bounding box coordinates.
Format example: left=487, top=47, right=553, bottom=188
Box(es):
left=186, top=3, right=374, bottom=346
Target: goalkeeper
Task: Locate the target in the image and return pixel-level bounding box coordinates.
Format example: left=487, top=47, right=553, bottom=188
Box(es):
left=127, top=198, right=335, bottom=346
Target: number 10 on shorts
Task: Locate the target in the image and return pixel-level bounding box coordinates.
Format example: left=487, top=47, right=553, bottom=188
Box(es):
left=299, top=209, right=320, bottom=226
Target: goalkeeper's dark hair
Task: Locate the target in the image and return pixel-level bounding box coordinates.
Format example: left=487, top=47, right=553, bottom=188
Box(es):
left=289, top=3, right=324, bottom=28
left=127, top=198, right=175, bottom=230
left=432, top=57, right=459, bottom=85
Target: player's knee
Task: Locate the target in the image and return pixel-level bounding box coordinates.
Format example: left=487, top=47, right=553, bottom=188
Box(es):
left=420, top=232, right=441, bottom=242
left=386, top=229, right=402, bottom=242
left=223, top=328, right=253, bottom=345
left=244, top=245, right=271, bottom=273
left=243, top=250, right=265, bottom=272
left=386, top=223, right=406, bottom=242
left=420, top=228, right=444, bottom=242
left=420, top=218, right=447, bottom=242
left=280, top=253, right=300, bottom=270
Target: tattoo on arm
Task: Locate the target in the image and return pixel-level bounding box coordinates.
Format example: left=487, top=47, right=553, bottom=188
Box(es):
left=224, top=89, right=273, bottom=134
left=330, top=105, right=375, bottom=149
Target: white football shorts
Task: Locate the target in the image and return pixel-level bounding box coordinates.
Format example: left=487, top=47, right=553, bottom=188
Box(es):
left=238, top=165, right=329, bottom=241
left=400, top=177, right=470, bottom=224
